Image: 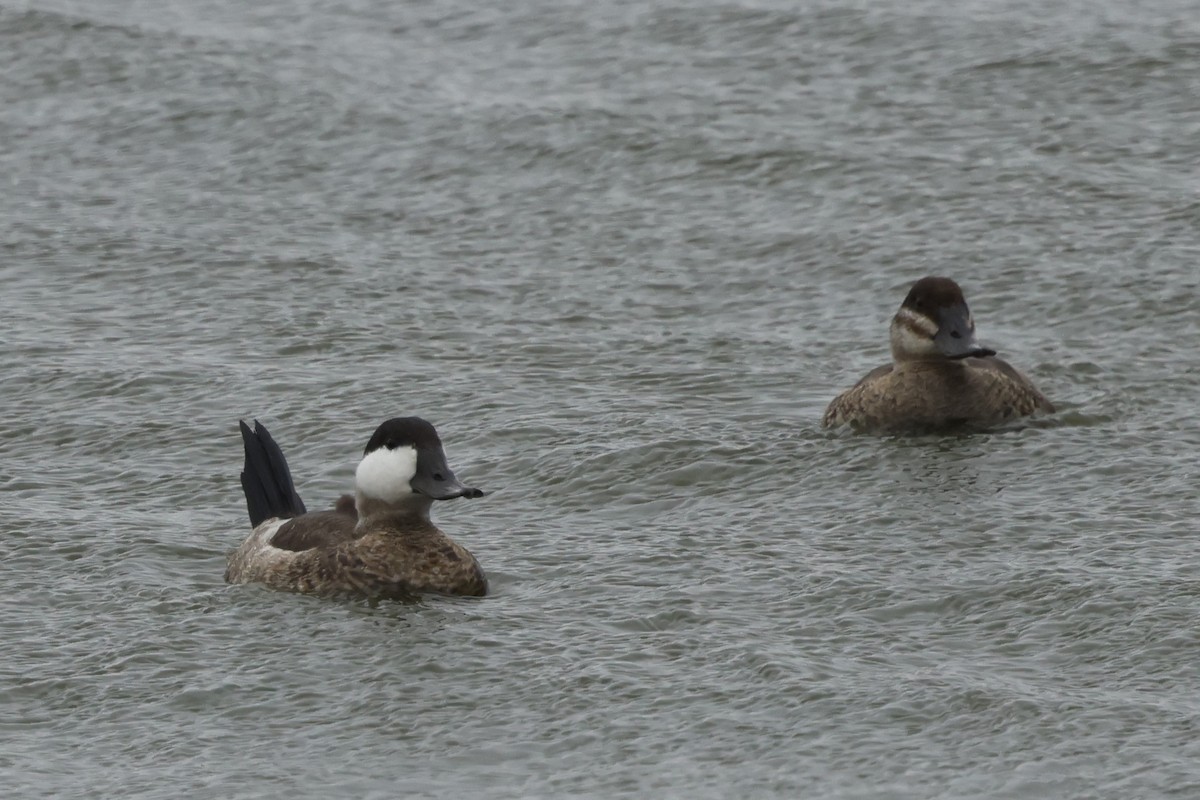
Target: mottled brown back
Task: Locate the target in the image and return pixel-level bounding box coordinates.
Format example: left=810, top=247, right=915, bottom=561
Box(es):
left=230, top=511, right=487, bottom=599
left=823, top=356, right=1053, bottom=433
left=320, top=518, right=487, bottom=599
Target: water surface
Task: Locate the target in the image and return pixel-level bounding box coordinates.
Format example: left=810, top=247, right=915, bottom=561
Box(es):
left=3, top=0, right=1199, bottom=797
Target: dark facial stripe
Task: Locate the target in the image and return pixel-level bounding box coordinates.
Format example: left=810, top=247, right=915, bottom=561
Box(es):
left=894, top=307, right=938, bottom=339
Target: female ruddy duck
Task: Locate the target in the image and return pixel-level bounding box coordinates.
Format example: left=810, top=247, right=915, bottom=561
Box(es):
left=226, top=417, right=487, bottom=599
left=822, top=277, right=1054, bottom=433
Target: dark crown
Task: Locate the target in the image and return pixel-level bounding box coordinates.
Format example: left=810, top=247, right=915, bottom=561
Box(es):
left=363, top=417, right=443, bottom=455
left=900, top=276, right=968, bottom=315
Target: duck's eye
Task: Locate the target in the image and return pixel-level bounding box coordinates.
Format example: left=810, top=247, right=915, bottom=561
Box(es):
left=950, top=331, right=961, bottom=339
left=432, top=473, right=445, bottom=482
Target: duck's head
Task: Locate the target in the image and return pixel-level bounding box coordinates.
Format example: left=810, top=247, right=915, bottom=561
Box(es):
left=354, top=417, right=484, bottom=514
left=889, top=276, right=997, bottom=363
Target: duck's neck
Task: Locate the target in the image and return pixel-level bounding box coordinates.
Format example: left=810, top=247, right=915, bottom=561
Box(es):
left=354, top=491, right=433, bottom=527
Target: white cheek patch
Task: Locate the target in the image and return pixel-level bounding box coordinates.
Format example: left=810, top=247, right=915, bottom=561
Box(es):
left=355, top=446, right=418, bottom=503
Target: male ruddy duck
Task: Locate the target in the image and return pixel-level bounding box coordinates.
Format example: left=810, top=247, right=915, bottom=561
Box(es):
left=822, top=276, right=1054, bottom=433
left=226, top=417, right=487, bottom=599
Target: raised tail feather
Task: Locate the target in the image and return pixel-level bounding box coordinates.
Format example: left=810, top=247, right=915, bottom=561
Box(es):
left=239, top=420, right=307, bottom=528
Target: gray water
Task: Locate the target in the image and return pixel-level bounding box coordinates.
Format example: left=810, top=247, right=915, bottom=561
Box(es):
left=3, top=0, right=1199, bottom=797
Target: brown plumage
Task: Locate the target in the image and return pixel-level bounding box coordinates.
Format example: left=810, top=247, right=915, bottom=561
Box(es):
left=257, top=504, right=358, bottom=553
left=823, top=277, right=1054, bottom=433
left=225, top=511, right=486, bottom=599
left=226, top=418, right=487, bottom=600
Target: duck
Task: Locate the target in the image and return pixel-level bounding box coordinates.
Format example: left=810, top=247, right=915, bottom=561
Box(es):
left=225, top=417, right=488, bottom=599
left=822, top=276, right=1054, bottom=433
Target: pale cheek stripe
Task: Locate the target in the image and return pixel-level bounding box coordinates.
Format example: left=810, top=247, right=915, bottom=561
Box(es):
left=891, top=314, right=941, bottom=359
left=895, top=307, right=938, bottom=336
